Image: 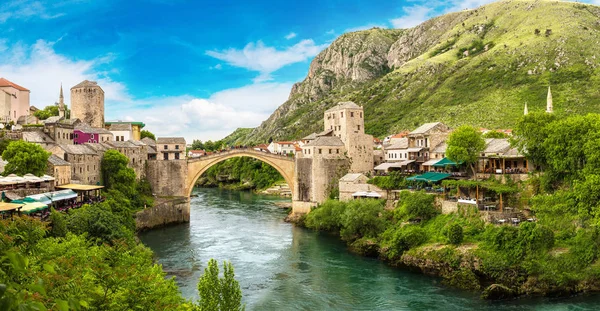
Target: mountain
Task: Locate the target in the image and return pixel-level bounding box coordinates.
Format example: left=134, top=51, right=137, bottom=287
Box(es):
left=227, top=0, right=600, bottom=144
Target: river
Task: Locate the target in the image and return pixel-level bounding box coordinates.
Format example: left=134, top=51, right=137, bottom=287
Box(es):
left=139, top=188, right=600, bottom=310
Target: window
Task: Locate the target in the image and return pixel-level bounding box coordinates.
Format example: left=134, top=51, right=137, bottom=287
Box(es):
left=318, top=149, right=322, bottom=154
left=357, top=125, right=361, bottom=131
left=164, top=145, right=168, bottom=150
left=87, top=165, right=89, bottom=171
left=70, top=133, right=73, bottom=140
left=341, top=112, right=344, bottom=118
left=336, top=149, right=339, bottom=154
left=163, top=153, right=169, bottom=160
left=80, top=167, right=82, bottom=173
left=176, top=145, right=180, bottom=150
left=175, top=152, right=180, bottom=160
left=360, top=112, right=362, bottom=118
left=350, top=112, right=354, bottom=117
left=329, top=149, right=332, bottom=154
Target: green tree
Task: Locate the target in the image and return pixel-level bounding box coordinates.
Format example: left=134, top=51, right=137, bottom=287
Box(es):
left=446, top=125, right=485, bottom=178
left=33, top=104, right=71, bottom=120
left=340, top=200, right=388, bottom=242
left=141, top=130, right=156, bottom=140
left=395, top=190, right=438, bottom=221
left=447, top=223, right=464, bottom=245
left=511, top=112, right=557, bottom=169
left=2, top=141, right=50, bottom=176
left=102, top=150, right=135, bottom=190
left=196, top=259, right=244, bottom=311
left=191, top=139, right=205, bottom=150
left=482, top=131, right=508, bottom=139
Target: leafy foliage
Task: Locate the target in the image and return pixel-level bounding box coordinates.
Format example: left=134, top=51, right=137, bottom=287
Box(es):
left=446, top=125, right=485, bottom=177
left=140, top=130, right=156, bottom=140
left=447, top=223, right=464, bottom=245
left=196, top=259, right=244, bottom=311
left=1, top=140, right=50, bottom=176
left=199, top=157, right=284, bottom=191
left=394, top=191, right=438, bottom=221
left=33, top=104, right=70, bottom=120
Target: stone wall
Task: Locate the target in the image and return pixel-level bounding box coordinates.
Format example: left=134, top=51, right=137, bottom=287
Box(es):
left=439, top=199, right=458, bottom=214
left=71, top=86, right=104, bottom=128
left=311, top=157, right=349, bottom=203
left=146, top=159, right=188, bottom=197
left=294, top=158, right=313, bottom=202
left=135, top=197, right=190, bottom=231
left=339, top=181, right=387, bottom=201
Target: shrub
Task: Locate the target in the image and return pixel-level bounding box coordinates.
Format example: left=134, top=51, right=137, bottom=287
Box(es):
left=383, top=225, right=429, bottom=259
left=395, top=191, right=438, bottom=221
left=339, top=199, right=388, bottom=242
left=305, top=200, right=345, bottom=232
left=447, top=223, right=464, bottom=245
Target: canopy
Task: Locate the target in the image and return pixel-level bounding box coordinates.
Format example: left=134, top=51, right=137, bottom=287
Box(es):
left=23, top=193, right=52, bottom=205
left=398, top=160, right=415, bottom=166
left=422, top=158, right=441, bottom=166
left=0, top=202, right=23, bottom=212
left=56, top=184, right=104, bottom=191
left=46, top=190, right=78, bottom=202
left=374, top=163, right=395, bottom=171
left=432, top=157, right=461, bottom=168
left=352, top=191, right=382, bottom=198
left=20, top=202, right=48, bottom=214
left=407, top=172, right=451, bottom=183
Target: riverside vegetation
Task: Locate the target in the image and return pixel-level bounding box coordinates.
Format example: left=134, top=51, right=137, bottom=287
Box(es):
left=302, top=112, right=600, bottom=299
left=0, top=145, right=243, bottom=310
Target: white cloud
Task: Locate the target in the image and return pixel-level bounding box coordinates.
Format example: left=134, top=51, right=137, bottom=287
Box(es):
left=390, top=5, right=433, bottom=29
left=111, top=83, right=293, bottom=141
left=344, top=24, right=388, bottom=33
left=285, top=32, right=297, bottom=40
left=0, top=1, right=65, bottom=23
left=0, top=39, right=129, bottom=108
left=206, top=39, right=327, bottom=82
left=210, top=64, right=222, bottom=70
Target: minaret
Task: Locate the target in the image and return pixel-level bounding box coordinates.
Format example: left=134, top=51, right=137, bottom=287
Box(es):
left=524, top=103, right=528, bottom=115
left=58, top=84, right=65, bottom=119
left=546, top=85, right=553, bottom=113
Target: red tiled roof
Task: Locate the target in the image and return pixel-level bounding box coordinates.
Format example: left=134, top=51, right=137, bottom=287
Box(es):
left=277, top=141, right=294, bottom=145
left=189, top=150, right=206, bottom=154
left=391, top=131, right=409, bottom=139
left=0, top=78, right=29, bottom=91
left=373, top=137, right=382, bottom=143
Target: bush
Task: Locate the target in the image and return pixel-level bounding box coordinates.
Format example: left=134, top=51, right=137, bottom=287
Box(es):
left=66, top=204, right=134, bottom=245
left=383, top=225, right=429, bottom=259
left=395, top=191, right=438, bottom=221
left=340, top=200, right=388, bottom=242
left=305, top=200, right=345, bottom=232
left=447, top=223, right=464, bottom=245
left=48, top=209, right=67, bottom=238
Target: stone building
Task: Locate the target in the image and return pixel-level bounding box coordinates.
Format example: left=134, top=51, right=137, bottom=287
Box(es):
left=407, top=122, right=450, bottom=169
left=141, top=137, right=158, bottom=160
left=384, top=137, right=409, bottom=162
left=48, top=144, right=101, bottom=185
left=156, top=137, right=186, bottom=160
left=323, top=101, right=373, bottom=173
left=105, top=121, right=145, bottom=141
left=105, top=140, right=147, bottom=178
left=74, top=123, right=113, bottom=144
left=0, top=78, right=30, bottom=123
left=338, top=173, right=386, bottom=201
left=43, top=117, right=75, bottom=145
left=47, top=154, right=72, bottom=187
left=70, top=80, right=104, bottom=128
left=22, top=130, right=56, bottom=149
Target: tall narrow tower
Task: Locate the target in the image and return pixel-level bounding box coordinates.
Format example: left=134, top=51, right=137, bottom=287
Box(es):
left=546, top=86, right=553, bottom=113
left=70, top=80, right=104, bottom=128
left=58, top=84, right=65, bottom=119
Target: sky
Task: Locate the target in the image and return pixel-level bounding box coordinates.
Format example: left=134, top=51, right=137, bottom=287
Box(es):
left=1, top=0, right=597, bottom=142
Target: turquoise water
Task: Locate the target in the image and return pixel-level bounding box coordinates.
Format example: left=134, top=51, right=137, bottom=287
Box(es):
left=139, top=188, right=600, bottom=310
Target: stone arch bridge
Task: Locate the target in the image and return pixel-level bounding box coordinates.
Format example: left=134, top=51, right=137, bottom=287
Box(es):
left=186, top=149, right=296, bottom=198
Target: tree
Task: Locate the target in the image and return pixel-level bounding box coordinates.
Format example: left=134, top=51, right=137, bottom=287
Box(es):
left=482, top=131, right=508, bottom=139
left=2, top=141, right=50, bottom=176
left=511, top=112, right=557, bottom=169
left=446, top=125, right=485, bottom=178
left=140, top=130, right=156, bottom=140
left=196, top=259, right=244, bottom=311
left=33, top=104, right=71, bottom=120
left=447, top=223, right=464, bottom=245
left=191, top=139, right=205, bottom=150
left=102, top=150, right=135, bottom=190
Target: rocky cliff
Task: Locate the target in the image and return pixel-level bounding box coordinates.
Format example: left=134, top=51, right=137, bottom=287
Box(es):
left=228, top=0, right=600, bottom=144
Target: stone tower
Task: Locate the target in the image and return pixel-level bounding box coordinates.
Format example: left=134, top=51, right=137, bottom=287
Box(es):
left=323, top=101, right=373, bottom=173
left=70, top=80, right=104, bottom=128
left=58, top=84, right=65, bottom=119
left=546, top=86, right=553, bottom=113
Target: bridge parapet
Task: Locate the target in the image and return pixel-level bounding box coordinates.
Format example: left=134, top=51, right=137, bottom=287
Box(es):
left=187, top=148, right=294, bottom=164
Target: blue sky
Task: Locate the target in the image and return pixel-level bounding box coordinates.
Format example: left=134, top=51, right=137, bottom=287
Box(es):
left=1, top=0, right=596, bottom=141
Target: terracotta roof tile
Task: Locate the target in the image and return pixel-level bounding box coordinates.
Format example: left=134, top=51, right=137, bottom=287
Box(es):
left=0, top=78, right=29, bottom=91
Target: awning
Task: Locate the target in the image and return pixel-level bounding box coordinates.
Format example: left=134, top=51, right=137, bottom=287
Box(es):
left=398, top=160, right=415, bottom=166
left=46, top=190, right=78, bottom=202
left=21, top=202, right=48, bottom=214
left=352, top=191, right=369, bottom=197
left=366, top=192, right=382, bottom=198
left=56, top=184, right=104, bottom=191
left=25, top=193, right=52, bottom=205
left=406, top=172, right=451, bottom=183
left=422, top=159, right=441, bottom=166
left=23, top=174, right=44, bottom=183
left=374, top=163, right=396, bottom=171
left=406, top=147, right=423, bottom=153
left=0, top=202, right=23, bottom=212
left=432, top=157, right=462, bottom=168
left=352, top=191, right=382, bottom=198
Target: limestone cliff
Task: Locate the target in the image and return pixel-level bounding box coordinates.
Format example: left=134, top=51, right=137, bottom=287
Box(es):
left=228, top=0, right=600, bottom=144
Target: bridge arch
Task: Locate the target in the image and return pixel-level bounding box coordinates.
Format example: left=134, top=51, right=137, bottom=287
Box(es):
left=186, top=149, right=296, bottom=198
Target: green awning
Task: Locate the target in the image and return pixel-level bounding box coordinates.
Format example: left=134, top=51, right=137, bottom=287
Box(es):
left=407, top=172, right=451, bottom=183
left=21, top=202, right=48, bottom=214
left=432, top=157, right=462, bottom=167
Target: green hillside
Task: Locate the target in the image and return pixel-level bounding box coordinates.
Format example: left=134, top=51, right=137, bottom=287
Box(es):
left=227, top=0, right=600, bottom=144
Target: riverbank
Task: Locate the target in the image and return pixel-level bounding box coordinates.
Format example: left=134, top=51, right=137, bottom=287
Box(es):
left=292, top=196, right=600, bottom=301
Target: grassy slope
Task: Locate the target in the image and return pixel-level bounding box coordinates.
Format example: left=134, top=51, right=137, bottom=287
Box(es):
left=233, top=0, right=600, bottom=144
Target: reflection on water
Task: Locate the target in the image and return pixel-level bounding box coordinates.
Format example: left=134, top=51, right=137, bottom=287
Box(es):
left=139, top=188, right=600, bottom=310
